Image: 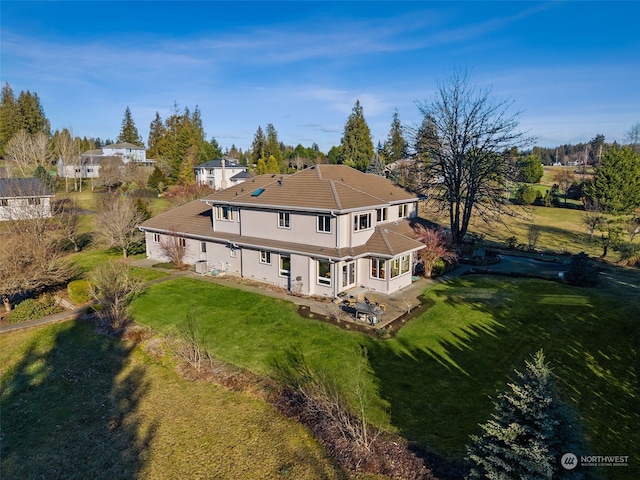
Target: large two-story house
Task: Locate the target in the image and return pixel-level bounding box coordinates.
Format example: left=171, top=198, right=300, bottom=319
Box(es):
left=57, top=142, right=153, bottom=180
left=139, top=165, right=425, bottom=297
left=194, top=158, right=251, bottom=190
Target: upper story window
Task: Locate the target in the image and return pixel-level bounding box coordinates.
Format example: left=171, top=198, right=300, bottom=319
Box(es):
left=260, top=251, right=271, bottom=264
left=215, top=205, right=233, bottom=221
left=27, top=197, right=41, bottom=206
left=398, top=204, right=409, bottom=218
left=390, top=254, right=411, bottom=278
left=354, top=212, right=372, bottom=232
left=376, top=208, right=388, bottom=222
left=278, top=211, right=290, bottom=229
left=318, top=215, right=331, bottom=233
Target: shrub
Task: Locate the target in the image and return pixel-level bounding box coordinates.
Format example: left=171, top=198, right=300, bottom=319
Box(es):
left=563, top=252, right=599, bottom=287
left=67, top=279, right=92, bottom=304
left=431, top=258, right=447, bottom=277
left=505, top=236, right=518, bottom=249
left=8, top=297, right=63, bottom=324
left=514, top=184, right=537, bottom=205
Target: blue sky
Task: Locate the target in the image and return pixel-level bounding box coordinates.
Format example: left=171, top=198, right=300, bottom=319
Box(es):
left=2, top=1, right=639, bottom=153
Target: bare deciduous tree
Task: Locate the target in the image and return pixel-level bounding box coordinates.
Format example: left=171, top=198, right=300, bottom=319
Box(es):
left=527, top=225, right=541, bottom=251
left=158, top=226, right=188, bottom=269
left=414, top=70, right=532, bottom=244
left=0, top=189, right=75, bottom=311
left=89, top=260, right=143, bottom=330
left=53, top=129, right=82, bottom=192
left=95, top=194, right=146, bottom=258
left=5, top=130, right=52, bottom=177
left=582, top=198, right=602, bottom=241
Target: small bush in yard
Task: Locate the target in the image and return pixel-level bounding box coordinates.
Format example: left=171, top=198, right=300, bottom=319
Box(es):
left=67, top=279, right=92, bottom=304
left=8, top=298, right=63, bottom=324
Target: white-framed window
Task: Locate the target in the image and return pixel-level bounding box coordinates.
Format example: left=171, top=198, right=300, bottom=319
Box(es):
left=354, top=212, right=372, bottom=232
left=376, top=208, right=387, bottom=222
left=153, top=233, right=161, bottom=243
left=279, top=254, right=291, bottom=277
left=201, top=242, right=207, bottom=253
left=390, top=254, right=411, bottom=278
left=317, top=215, right=331, bottom=233
left=215, top=205, right=233, bottom=221
left=179, top=237, right=186, bottom=248
left=371, top=258, right=386, bottom=279
left=278, top=211, right=290, bottom=228
left=260, top=251, right=271, bottom=264
left=317, top=260, right=331, bottom=286
left=0, top=199, right=8, bottom=207
left=27, top=197, right=41, bottom=205
left=398, top=204, right=409, bottom=218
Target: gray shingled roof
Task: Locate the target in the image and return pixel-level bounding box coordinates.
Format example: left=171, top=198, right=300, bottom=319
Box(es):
left=195, top=158, right=244, bottom=169
left=0, top=178, right=54, bottom=198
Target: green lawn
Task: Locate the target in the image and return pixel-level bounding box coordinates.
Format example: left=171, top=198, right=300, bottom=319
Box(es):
left=130, top=274, right=639, bottom=479
left=0, top=321, right=345, bottom=480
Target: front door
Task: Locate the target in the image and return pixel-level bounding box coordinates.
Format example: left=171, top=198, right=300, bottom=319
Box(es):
left=342, top=261, right=356, bottom=289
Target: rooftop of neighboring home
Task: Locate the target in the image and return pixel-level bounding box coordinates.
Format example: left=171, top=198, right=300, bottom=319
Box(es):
left=202, top=164, right=420, bottom=213
left=195, top=158, right=245, bottom=169
left=0, top=177, right=54, bottom=198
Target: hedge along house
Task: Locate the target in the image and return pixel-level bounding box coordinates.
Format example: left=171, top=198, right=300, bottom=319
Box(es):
left=139, top=165, right=425, bottom=298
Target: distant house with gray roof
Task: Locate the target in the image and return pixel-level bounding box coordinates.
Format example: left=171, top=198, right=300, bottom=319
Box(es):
left=57, top=142, right=153, bottom=180
left=139, top=164, right=425, bottom=297
left=194, top=157, right=250, bottom=190
left=0, top=177, right=54, bottom=221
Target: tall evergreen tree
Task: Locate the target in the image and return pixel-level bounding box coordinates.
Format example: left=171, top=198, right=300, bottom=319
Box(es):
left=116, top=106, right=144, bottom=146
left=384, top=110, right=408, bottom=164
left=467, top=350, right=585, bottom=480
left=264, top=123, right=283, bottom=171
left=17, top=91, right=50, bottom=137
left=0, top=83, right=20, bottom=155
left=147, top=111, right=166, bottom=159
left=250, top=126, right=266, bottom=166
left=585, top=145, right=640, bottom=214
left=341, top=100, right=374, bottom=172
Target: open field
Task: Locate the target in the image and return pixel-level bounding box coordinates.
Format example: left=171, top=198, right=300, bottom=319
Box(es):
left=130, top=272, right=640, bottom=479
left=0, top=321, right=350, bottom=480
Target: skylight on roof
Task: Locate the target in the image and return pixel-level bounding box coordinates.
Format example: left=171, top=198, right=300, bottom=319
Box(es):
left=251, top=188, right=265, bottom=197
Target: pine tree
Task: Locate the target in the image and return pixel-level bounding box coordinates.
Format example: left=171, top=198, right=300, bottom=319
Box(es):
left=340, top=100, right=374, bottom=172
left=264, top=123, right=283, bottom=168
left=17, top=91, right=51, bottom=137
left=384, top=110, right=408, bottom=164
left=116, top=106, right=144, bottom=146
left=250, top=126, right=266, bottom=166
left=467, top=350, right=585, bottom=480
left=0, top=83, right=20, bottom=155
left=178, top=145, right=198, bottom=185
left=147, top=111, right=166, bottom=159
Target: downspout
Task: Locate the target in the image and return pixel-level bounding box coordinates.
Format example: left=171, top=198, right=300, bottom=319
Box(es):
left=331, top=211, right=339, bottom=298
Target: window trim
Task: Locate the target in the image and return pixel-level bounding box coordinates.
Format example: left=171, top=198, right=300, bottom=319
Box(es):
left=317, top=260, right=332, bottom=286
left=317, top=215, right=331, bottom=233
left=376, top=208, right=387, bottom=222
left=370, top=258, right=386, bottom=279
left=153, top=233, right=161, bottom=243
left=353, top=212, right=372, bottom=232
left=279, top=254, right=291, bottom=277
left=260, top=250, right=271, bottom=265
left=278, top=211, right=291, bottom=229
left=390, top=254, right=411, bottom=278
left=215, top=205, right=233, bottom=221
left=398, top=204, right=409, bottom=218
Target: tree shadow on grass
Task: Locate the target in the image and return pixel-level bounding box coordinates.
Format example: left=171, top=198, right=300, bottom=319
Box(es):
left=0, top=320, right=157, bottom=480
left=366, top=276, right=640, bottom=480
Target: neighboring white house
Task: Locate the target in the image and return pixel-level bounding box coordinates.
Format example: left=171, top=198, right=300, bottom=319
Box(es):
left=139, top=165, right=426, bottom=298
left=194, top=158, right=250, bottom=190
left=0, top=177, right=54, bottom=221
left=57, top=142, right=153, bottom=179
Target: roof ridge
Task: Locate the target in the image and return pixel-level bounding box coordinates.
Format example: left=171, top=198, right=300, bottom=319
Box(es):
left=329, top=179, right=342, bottom=210
left=379, top=228, right=395, bottom=255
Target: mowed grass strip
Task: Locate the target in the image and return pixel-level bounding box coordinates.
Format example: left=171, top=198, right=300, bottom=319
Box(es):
left=130, top=275, right=640, bottom=479
left=0, top=320, right=343, bottom=480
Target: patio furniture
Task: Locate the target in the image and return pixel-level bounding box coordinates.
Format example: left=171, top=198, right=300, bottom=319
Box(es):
left=355, top=302, right=384, bottom=324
